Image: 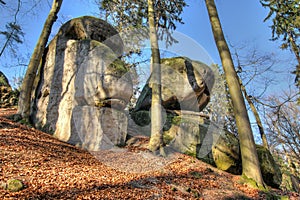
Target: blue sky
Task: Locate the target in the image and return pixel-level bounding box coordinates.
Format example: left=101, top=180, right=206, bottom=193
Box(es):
left=0, top=0, right=296, bottom=88
left=0, top=0, right=297, bottom=144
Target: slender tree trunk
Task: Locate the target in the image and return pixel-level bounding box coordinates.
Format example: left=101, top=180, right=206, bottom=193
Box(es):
left=288, top=33, right=300, bottom=90
left=205, top=0, right=266, bottom=188
left=289, top=33, right=300, bottom=67
left=17, top=0, right=63, bottom=119
left=147, top=0, right=164, bottom=154
left=240, top=81, right=269, bottom=149
left=0, top=30, right=14, bottom=57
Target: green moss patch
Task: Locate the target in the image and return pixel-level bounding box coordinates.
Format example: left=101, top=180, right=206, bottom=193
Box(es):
left=6, top=179, right=24, bottom=192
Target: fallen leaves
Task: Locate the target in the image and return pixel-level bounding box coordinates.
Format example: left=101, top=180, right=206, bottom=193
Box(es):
left=0, top=108, right=299, bottom=199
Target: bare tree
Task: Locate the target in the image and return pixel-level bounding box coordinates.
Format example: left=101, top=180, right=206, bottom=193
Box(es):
left=230, top=44, right=279, bottom=149
left=264, top=91, right=299, bottom=162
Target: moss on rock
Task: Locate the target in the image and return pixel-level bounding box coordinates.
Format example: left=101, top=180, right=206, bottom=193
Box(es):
left=6, top=179, right=24, bottom=192
left=212, top=131, right=242, bottom=175
left=256, top=145, right=282, bottom=189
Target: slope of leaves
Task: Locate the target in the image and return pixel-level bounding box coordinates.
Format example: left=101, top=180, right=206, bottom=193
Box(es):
left=0, top=108, right=299, bottom=199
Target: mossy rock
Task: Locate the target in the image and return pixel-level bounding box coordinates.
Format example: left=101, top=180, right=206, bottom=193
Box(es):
left=163, top=113, right=207, bottom=157
left=130, top=110, right=151, bottom=127
left=240, top=174, right=268, bottom=191
left=212, top=131, right=242, bottom=175
left=6, top=179, right=24, bottom=192
left=256, top=145, right=282, bottom=189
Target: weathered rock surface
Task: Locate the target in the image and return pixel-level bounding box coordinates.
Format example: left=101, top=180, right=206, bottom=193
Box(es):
left=71, top=106, right=127, bottom=150
left=256, top=145, right=282, bottom=188
left=212, top=131, right=242, bottom=175
left=31, top=16, right=132, bottom=150
left=163, top=112, right=210, bottom=157
left=6, top=179, right=24, bottom=192
left=211, top=132, right=283, bottom=188
left=0, top=71, right=18, bottom=108
left=56, top=16, right=124, bottom=56
left=130, top=109, right=212, bottom=157
left=134, top=57, right=214, bottom=112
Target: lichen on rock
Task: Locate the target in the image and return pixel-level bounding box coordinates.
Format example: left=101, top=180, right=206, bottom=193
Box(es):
left=6, top=179, right=24, bottom=192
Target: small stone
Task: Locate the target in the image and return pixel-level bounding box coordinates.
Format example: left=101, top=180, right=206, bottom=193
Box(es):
left=6, top=179, right=24, bottom=192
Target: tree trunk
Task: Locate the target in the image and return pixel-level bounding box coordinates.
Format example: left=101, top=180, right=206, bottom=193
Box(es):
left=240, top=81, right=269, bottom=149
left=17, top=0, right=63, bottom=119
left=0, top=30, right=14, bottom=57
left=205, top=0, right=266, bottom=188
left=288, top=33, right=300, bottom=91
left=147, top=0, right=164, bottom=154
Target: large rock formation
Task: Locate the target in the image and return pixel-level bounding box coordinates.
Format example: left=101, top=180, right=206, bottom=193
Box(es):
left=31, top=16, right=132, bottom=150
left=0, top=71, right=18, bottom=108
left=134, top=57, right=214, bottom=112
left=130, top=57, right=215, bottom=156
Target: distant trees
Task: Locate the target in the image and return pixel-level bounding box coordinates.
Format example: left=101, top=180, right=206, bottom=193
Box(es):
left=260, top=0, right=300, bottom=92
left=17, top=0, right=63, bottom=119
left=261, top=90, right=300, bottom=190
left=205, top=0, right=266, bottom=188
left=0, top=0, right=24, bottom=58
left=263, top=91, right=299, bottom=162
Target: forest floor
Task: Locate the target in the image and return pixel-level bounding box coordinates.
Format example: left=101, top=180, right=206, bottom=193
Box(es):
left=0, top=107, right=299, bottom=200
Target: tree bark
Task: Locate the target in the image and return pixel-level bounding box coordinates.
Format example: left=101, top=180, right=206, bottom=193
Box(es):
left=288, top=33, right=300, bottom=90
left=17, top=0, right=63, bottom=119
left=205, top=0, right=266, bottom=188
left=147, top=0, right=164, bottom=154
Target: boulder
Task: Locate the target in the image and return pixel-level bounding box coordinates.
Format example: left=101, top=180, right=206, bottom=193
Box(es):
left=134, top=57, right=214, bottom=112
left=163, top=112, right=210, bottom=157
left=130, top=109, right=211, bottom=157
left=211, top=134, right=283, bottom=188
left=256, top=145, right=282, bottom=188
left=31, top=17, right=132, bottom=150
left=212, top=131, right=242, bottom=175
left=6, top=179, right=24, bottom=192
